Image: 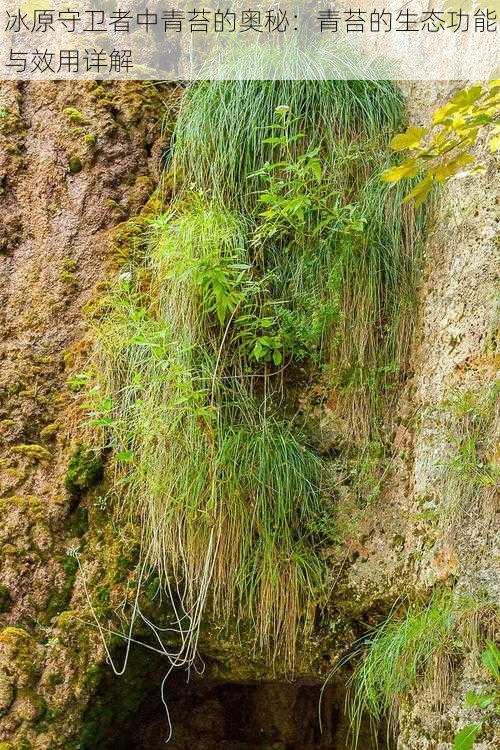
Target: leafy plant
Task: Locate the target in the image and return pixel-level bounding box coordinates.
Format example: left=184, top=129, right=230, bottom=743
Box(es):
left=382, top=81, right=500, bottom=205
left=452, top=723, right=481, bottom=750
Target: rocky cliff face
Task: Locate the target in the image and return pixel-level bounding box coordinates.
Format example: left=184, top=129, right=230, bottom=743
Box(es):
left=0, top=81, right=497, bottom=749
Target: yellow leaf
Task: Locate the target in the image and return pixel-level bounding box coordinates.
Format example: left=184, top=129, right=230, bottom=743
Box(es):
left=433, top=152, right=475, bottom=182
left=489, top=133, right=500, bottom=152
left=390, top=126, right=426, bottom=152
left=403, top=175, right=433, bottom=206
left=381, top=160, right=419, bottom=182
left=433, top=102, right=455, bottom=125
left=449, top=85, right=484, bottom=110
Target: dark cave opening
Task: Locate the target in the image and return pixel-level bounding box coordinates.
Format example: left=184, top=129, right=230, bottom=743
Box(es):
left=82, top=645, right=392, bottom=750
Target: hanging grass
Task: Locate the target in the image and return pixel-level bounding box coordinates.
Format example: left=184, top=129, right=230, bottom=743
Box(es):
left=171, top=79, right=404, bottom=208
left=89, top=75, right=424, bottom=668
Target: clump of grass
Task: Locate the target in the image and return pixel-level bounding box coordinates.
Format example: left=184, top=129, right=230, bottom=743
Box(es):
left=441, top=383, right=499, bottom=515
left=325, top=591, right=496, bottom=746
left=149, top=199, right=248, bottom=342
left=171, top=79, right=404, bottom=208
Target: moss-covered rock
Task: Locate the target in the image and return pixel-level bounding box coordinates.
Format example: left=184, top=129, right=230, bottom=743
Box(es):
left=63, top=107, right=86, bottom=126
left=13, top=444, right=52, bottom=462
left=68, top=156, right=83, bottom=174
left=65, top=446, right=103, bottom=495
left=39, top=423, right=59, bottom=442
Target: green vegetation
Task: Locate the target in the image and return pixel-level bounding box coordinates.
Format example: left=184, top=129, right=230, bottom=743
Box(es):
left=65, top=445, right=103, bottom=496
left=172, top=80, right=404, bottom=207
left=13, top=443, right=51, bottom=462
left=0, top=583, right=12, bottom=613
left=330, top=591, right=496, bottom=746
left=63, top=107, right=86, bottom=126
left=441, top=383, right=498, bottom=516
left=89, top=80, right=423, bottom=667
left=68, top=156, right=83, bottom=174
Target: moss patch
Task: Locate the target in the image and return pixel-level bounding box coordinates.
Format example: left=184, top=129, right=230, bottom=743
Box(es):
left=65, top=446, right=103, bottom=495
left=0, top=584, right=12, bottom=613
left=13, top=444, right=52, bottom=462
left=68, top=156, right=83, bottom=174
left=63, top=107, right=86, bottom=126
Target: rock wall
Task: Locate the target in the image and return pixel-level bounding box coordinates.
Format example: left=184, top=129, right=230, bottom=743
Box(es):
left=0, top=80, right=174, bottom=749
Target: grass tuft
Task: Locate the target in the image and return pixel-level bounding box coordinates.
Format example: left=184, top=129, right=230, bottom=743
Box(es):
left=344, top=592, right=496, bottom=745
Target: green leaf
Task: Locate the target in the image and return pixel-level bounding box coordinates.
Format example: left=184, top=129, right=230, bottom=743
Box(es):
left=390, top=126, right=426, bottom=151
left=116, top=450, right=134, bottom=463
left=481, top=641, right=500, bottom=681
left=309, top=159, right=322, bottom=181
left=272, top=349, right=283, bottom=366
left=465, top=691, right=494, bottom=709
left=452, top=723, right=481, bottom=750
left=252, top=340, right=265, bottom=360
left=262, top=135, right=287, bottom=146
left=381, top=160, right=419, bottom=183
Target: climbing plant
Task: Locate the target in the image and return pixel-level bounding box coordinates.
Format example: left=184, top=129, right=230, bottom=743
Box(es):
left=88, top=79, right=423, bottom=669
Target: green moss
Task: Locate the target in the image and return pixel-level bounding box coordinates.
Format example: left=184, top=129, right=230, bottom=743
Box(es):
left=17, top=688, right=47, bottom=722
left=69, top=506, right=89, bottom=538
left=46, top=671, right=64, bottom=689
left=83, top=133, right=97, bottom=147
left=67, top=372, right=91, bottom=393
left=0, top=743, right=14, bottom=750
left=60, top=269, right=78, bottom=288
left=68, top=156, right=83, bottom=174
left=63, top=257, right=77, bottom=273
left=0, top=626, right=33, bottom=646
left=110, top=217, right=148, bottom=264
left=40, top=423, right=58, bottom=442
left=0, top=583, right=12, bottom=613
left=65, top=445, right=103, bottom=495
left=78, top=647, right=166, bottom=750
left=13, top=444, right=52, bottom=461
left=45, top=556, right=78, bottom=620
left=5, top=143, right=22, bottom=156
left=0, top=627, right=40, bottom=681
left=56, top=609, right=78, bottom=631
left=63, top=107, right=86, bottom=125
left=109, top=186, right=168, bottom=264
